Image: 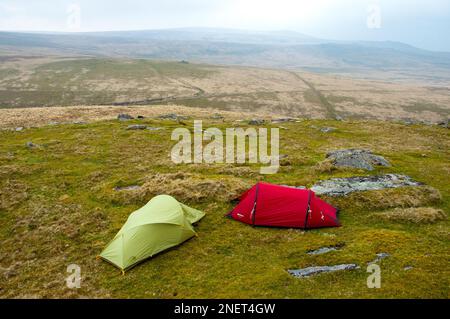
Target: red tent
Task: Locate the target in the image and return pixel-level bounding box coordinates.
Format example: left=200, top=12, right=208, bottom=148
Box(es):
left=227, top=182, right=340, bottom=229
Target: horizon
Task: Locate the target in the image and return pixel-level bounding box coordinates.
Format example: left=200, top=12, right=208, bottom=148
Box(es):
left=0, top=0, right=449, bottom=52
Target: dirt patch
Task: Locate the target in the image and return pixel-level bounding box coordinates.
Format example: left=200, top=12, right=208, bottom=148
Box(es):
left=373, top=207, right=447, bottom=224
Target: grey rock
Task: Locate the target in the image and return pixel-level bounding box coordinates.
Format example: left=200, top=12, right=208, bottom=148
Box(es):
left=437, top=119, right=449, bottom=128
left=114, top=185, right=141, bottom=191
left=335, top=115, right=344, bottom=121
left=72, top=121, right=87, bottom=125
left=26, top=141, right=39, bottom=149
left=320, top=127, right=336, bottom=133
left=369, top=252, right=391, bottom=264
left=307, top=247, right=339, bottom=255
left=15, top=127, right=24, bottom=132
left=326, top=149, right=390, bottom=171
left=288, top=264, right=359, bottom=278
left=271, top=117, right=299, bottom=123
left=158, top=113, right=188, bottom=121
left=211, top=113, right=224, bottom=120
left=248, top=119, right=265, bottom=125
left=126, top=125, right=147, bottom=130
left=311, top=174, right=422, bottom=196
left=147, top=127, right=164, bottom=131
left=118, top=113, right=134, bottom=121
left=403, top=266, right=413, bottom=271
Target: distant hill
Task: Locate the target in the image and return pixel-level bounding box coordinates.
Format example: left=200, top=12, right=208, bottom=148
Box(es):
left=1, top=28, right=450, bottom=83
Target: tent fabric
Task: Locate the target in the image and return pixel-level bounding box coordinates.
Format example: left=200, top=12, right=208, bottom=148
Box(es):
left=100, top=195, right=204, bottom=272
left=227, top=182, right=340, bottom=229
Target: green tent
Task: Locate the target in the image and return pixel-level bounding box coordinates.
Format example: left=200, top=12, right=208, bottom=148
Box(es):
left=100, top=195, right=205, bottom=273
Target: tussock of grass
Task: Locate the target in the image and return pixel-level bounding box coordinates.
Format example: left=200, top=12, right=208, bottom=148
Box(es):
left=110, top=172, right=251, bottom=205
left=313, top=159, right=336, bottom=173
left=325, top=186, right=442, bottom=212
left=0, top=180, right=29, bottom=210
left=374, top=207, right=447, bottom=224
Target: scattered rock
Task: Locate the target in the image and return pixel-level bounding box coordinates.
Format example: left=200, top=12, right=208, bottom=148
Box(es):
left=211, top=113, right=224, bottom=120
left=15, top=127, right=24, bottom=132
left=72, top=121, right=87, bottom=125
left=320, top=127, right=336, bottom=133
left=369, top=252, right=391, bottom=264
left=437, top=119, right=449, bottom=128
left=271, top=117, right=299, bottom=123
left=326, top=149, right=390, bottom=171
left=288, top=264, right=359, bottom=278
left=117, top=113, right=134, bottom=121
left=114, top=185, right=141, bottom=191
left=25, top=141, right=40, bottom=149
left=307, top=247, right=339, bottom=255
left=335, top=115, right=344, bottom=121
left=248, top=119, right=265, bottom=125
left=158, top=113, right=188, bottom=121
left=311, top=174, right=422, bottom=196
left=126, top=125, right=147, bottom=130
left=404, top=266, right=413, bottom=271
left=147, top=127, right=164, bottom=131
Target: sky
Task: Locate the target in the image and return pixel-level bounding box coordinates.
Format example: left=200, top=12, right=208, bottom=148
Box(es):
left=0, top=0, right=449, bottom=51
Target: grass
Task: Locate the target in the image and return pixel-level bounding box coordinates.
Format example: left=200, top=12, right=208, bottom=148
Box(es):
left=0, top=117, right=449, bottom=298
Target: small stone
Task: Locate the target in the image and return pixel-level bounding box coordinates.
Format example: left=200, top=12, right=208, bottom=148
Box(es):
left=118, top=113, right=134, bottom=121
left=158, top=113, right=188, bottom=121
left=335, top=115, right=343, bottom=121
left=404, top=266, right=413, bottom=271
left=137, top=115, right=145, bottom=119
left=369, top=252, right=391, bottom=264
left=147, top=127, right=164, bottom=131
left=288, top=264, right=359, bottom=278
left=307, top=247, right=339, bottom=255
left=114, top=185, right=141, bottom=191
left=126, top=125, right=147, bottom=130
left=271, top=117, right=299, bottom=123
left=15, top=127, right=24, bottom=132
left=248, top=119, right=265, bottom=125
left=211, top=113, right=224, bottom=120
left=26, top=141, right=39, bottom=149
left=320, top=127, right=336, bottom=133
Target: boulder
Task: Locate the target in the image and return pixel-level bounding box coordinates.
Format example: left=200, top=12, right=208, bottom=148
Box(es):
left=320, top=127, right=336, bottom=133
left=326, top=149, right=390, bottom=170
left=158, top=113, right=188, bottom=121
left=311, top=174, right=422, bottom=196
left=118, top=113, right=134, bottom=121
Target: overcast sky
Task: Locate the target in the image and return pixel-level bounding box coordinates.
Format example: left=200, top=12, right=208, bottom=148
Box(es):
left=1, top=0, right=449, bottom=51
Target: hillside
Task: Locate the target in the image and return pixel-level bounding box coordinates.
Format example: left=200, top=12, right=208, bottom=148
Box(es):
left=0, top=108, right=448, bottom=298
left=0, top=57, right=449, bottom=123
left=2, top=28, right=450, bottom=83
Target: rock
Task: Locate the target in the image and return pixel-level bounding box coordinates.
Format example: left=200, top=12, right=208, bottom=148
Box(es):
left=72, top=121, right=86, bottom=125
left=280, top=184, right=306, bottom=189
left=126, top=125, right=147, bottom=130
left=248, top=119, right=265, bottom=125
left=25, top=141, right=39, bottom=149
left=311, top=174, right=422, bottom=196
left=158, top=113, right=188, bottom=121
left=147, top=127, right=164, bottom=131
left=404, top=266, right=413, bottom=271
left=118, top=113, right=134, bottom=121
left=307, top=247, right=339, bottom=255
left=320, top=127, right=336, bottom=133
left=211, top=113, right=224, bottom=120
left=326, top=149, right=390, bottom=171
left=288, top=264, right=359, bottom=278
left=335, top=115, right=344, bottom=121
left=368, top=252, right=391, bottom=264
left=114, top=185, right=141, bottom=191
left=15, top=127, right=24, bottom=132
left=271, top=117, right=299, bottom=123
left=437, top=119, right=449, bottom=128
left=137, top=115, right=145, bottom=119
